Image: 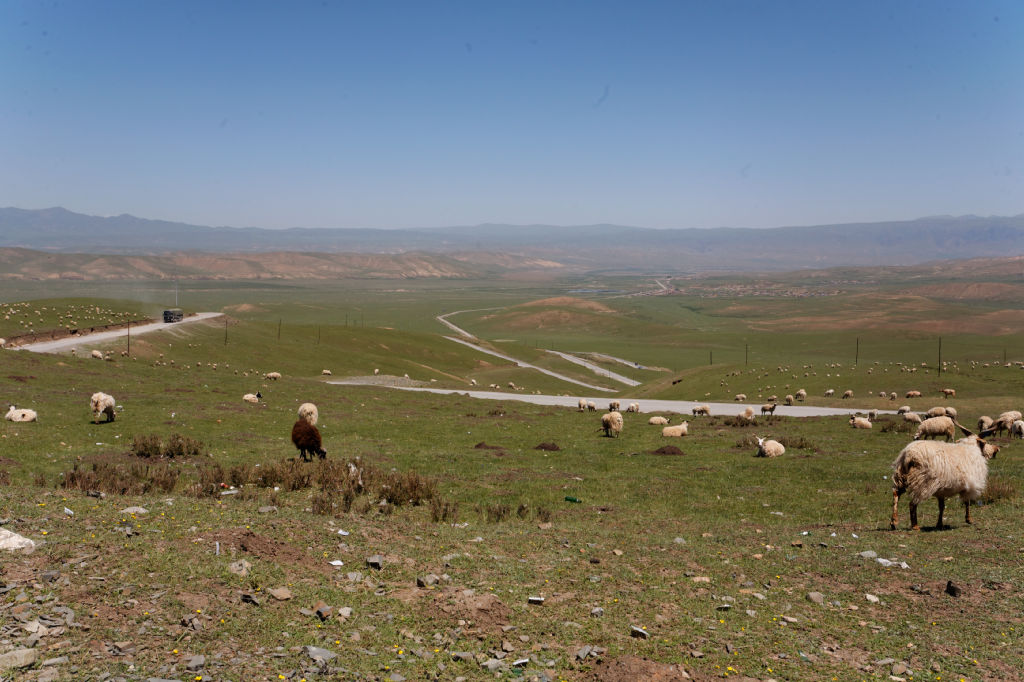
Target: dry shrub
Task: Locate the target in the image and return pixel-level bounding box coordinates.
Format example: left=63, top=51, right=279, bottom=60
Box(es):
left=734, top=434, right=759, bottom=449
left=34, top=473, right=47, bottom=488
left=164, top=434, right=205, bottom=458
left=482, top=503, right=511, bottom=523
left=535, top=506, right=552, bottom=523
left=311, top=491, right=334, bottom=516
left=981, top=476, right=1017, bottom=504
left=430, top=496, right=458, bottom=523
left=61, top=461, right=179, bottom=495
left=131, top=434, right=162, bottom=458
left=379, top=469, right=435, bottom=506
left=517, top=503, right=530, bottom=519
left=777, top=435, right=817, bottom=451
left=0, top=470, right=10, bottom=486
left=880, top=419, right=915, bottom=434
left=227, top=464, right=252, bottom=488
left=190, top=463, right=226, bottom=497
left=723, top=416, right=756, bottom=428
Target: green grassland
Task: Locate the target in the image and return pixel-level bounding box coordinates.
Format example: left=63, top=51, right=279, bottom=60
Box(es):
left=1, top=274, right=1023, bottom=681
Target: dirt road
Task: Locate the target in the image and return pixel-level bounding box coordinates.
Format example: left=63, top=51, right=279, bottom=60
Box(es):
left=15, top=312, right=224, bottom=353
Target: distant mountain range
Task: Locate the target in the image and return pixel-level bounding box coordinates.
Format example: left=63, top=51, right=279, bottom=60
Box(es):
left=1, top=207, right=1022, bottom=273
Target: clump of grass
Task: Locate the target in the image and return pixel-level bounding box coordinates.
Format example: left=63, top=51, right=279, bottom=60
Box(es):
left=430, top=496, right=458, bottom=523
left=131, top=433, right=206, bottom=458
left=723, top=416, right=756, bottom=427
left=311, top=491, right=334, bottom=516
left=481, top=503, right=511, bottom=523
left=227, top=464, right=252, bottom=488
left=131, top=434, right=162, bottom=458
left=189, top=463, right=226, bottom=497
left=535, top=506, right=552, bottom=523
left=777, top=435, right=817, bottom=451
left=60, top=461, right=178, bottom=495
left=517, top=503, right=530, bottom=519
left=880, top=419, right=915, bottom=434
left=734, top=434, right=759, bottom=449
left=0, top=470, right=10, bottom=486
left=981, top=476, right=1016, bottom=504
left=378, top=469, right=435, bottom=506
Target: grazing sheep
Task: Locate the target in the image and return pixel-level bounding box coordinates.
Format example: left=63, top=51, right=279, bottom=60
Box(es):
left=741, top=406, right=755, bottom=420
left=897, top=405, right=911, bottom=415
left=1011, top=420, right=1024, bottom=439
left=824, top=388, right=835, bottom=397
left=906, top=390, right=922, bottom=398
left=662, top=421, right=688, bottom=437
left=784, top=394, right=794, bottom=406
left=265, top=371, right=282, bottom=380
left=626, top=402, right=640, bottom=413
left=291, top=419, right=326, bottom=461
left=760, top=403, right=776, bottom=416
left=692, top=404, right=711, bottom=416
left=601, top=411, right=624, bottom=438
left=734, top=394, right=747, bottom=402
left=943, top=406, right=958, bottom=420
left=926, top=406, right=948, bottom=419
left=994, top=410, right=1023, bottom=436
left=609, top=400, right=621, bottom=411
left=890, top=432, right=998, bottom=530
left=849, top=416, right=872, bottom=429
left=755, top=437, right=785, bottom=458
left=578, top=398, right=587, bottom=412
left=889, top=392, right=898, bottom=401
left=90, top=392, right=116, bottom=423
left=373, top=368, right=380, bottom=375
left=978, top=416, right=994, bottom=433
left=297, top=402, right=319, bottom=426
left=903, top=412, right=923, bottom=424
left=587, top=401, right=596, bottom=412
left=321, top=369, right=332, bottom=376
left=5, top=405, right=37, bottom=422
left=648, top=416, right=669, bottom=425
left=941, top=388, right=956, bottom=398
left=90, top=349, right=104, bottom=360
left=795, top=389, right=807, bottom=401
left=242, top=391, right=262, bottom=404
left=914, top=416, right=955, bottom=442
left=842, top=390, right=853, bottom=399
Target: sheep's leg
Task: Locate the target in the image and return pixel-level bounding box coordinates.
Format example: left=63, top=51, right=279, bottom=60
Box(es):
left=909, top=501, right=920, bottom=530
left=935, top=497, right=945, bottom=530
left=890, top=489, right=902, bottom=529
left=964, top=500, right=973, bottom=525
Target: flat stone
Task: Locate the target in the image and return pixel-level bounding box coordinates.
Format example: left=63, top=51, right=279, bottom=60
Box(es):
left=40, top=570, right=60, bottom=582
left=258, top=506, right=278, bottom=513
left=0, top=648, right=38, bottom=670
left=228, top=559, right=251, bottom=577
left=417, top=574, right=439, bottom=587
left=807, top=591, right=825, bottom=604
left=865, top=593, right=880, bottom=603
left=366, top=555, right=384, bottom=569
left=304, top=645, right=337, bottom=662
left=858, top=550, right=878, bottom=559
left=389, top=674, right=406, bottom=682
left=673, top=537, right=686, bottom=544
left=186, top=655, right=205, bottom=671
left=120, top=506, right=148, bottom=514
left=338, top=606, right=353, bottom=618
left=481, top=658, right=503, bottom=671
left=41, top=656, right=69, bottom=666
left=575, top=645, right=592, bottom=660
left=269, top=587, right=292, bottom=601
left=781, top=616, right=798, bottom=623
left=0, top=529, right=35, bottom=553
left=892, top=662, right=908, bottom=675
left=452, top=651, right=474, bottom=662
left=630, top=626, right=649, bottom=639
left=590, top=607, right=604, bottom=617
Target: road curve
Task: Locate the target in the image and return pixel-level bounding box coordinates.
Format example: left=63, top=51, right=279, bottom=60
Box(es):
left=15, top=312, right=225, bottom=354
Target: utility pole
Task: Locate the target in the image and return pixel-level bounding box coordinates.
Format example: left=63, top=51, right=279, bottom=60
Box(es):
left=745, top=344, right=748, bottom=366
left=278, top=318, right=282, bottom=341
left=855, top=337, right=859, bottom=365
left=224, top=318, right=228, bottom=345
left=937, top=337, right=942, bottom=376
left=127, top=319, right=130, bottom=356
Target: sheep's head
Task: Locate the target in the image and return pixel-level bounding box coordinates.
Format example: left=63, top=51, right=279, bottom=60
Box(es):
left=755, top=436, right=765, bottom=447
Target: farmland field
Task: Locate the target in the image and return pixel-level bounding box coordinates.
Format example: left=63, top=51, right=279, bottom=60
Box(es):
left=1, top=268, right=1023, bottom=681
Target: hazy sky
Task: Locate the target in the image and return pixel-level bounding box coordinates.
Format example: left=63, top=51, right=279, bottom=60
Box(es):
left=2, top=1, right=1021, bottom=230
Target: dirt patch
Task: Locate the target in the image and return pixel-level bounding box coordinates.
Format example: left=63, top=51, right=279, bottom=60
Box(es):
left=6, top=375, right=36, bottom=382
left=650, top=445, right=685, bottom=456
left=392, top=585, right=511, bottom=634
left=516, top=296, right=615, bottom=313
left=534, top=442, right=561, bottom=451
left=224, top=303, right=266, bottom=313
left=576, top=656, right=704, bottom=681
left=474, top=442, right=503, bottom=450
left=200, top=528, right=332, bottom=575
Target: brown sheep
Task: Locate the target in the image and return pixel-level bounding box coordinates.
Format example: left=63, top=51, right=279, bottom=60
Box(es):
left=291, top=419, right=327, bottom=462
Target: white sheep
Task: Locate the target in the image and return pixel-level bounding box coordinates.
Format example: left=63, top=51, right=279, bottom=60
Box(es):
left=691, top=404, right=711, bottom=416
left=906, top=390, right=922, bottom=398
left=849, top=416, right=872, bottom=429
left=374, top=368, right=380, bottom=375
left=842, top=390, right=853, bottom=399
left=890, top=433, right=998, bottom=530
left=578, top=398, right=587, bottom=412
left=889, top=392, right=898, bottom=401
left=265, top=371, right=282, bottom=380
left=755, top=437, right=785, bottom=458
left=321, top=369, right=332, bottom=376
left=734, top=393, right=746, bottom=402
left=914, top=416, right=955, bottom=442
left=648, top=416, right=669, bottom=425
left=609, top=400, right=621, bottom=411
left=90, top=349, right=104, bottom=360
left=1011, top=420, right=1024, bottom=439
left=5, top=405, right=37, bottom=422
left=896, top=405, right=911, bottom=415
left=298, top=402, right=319, bottom=426
left=242, top=391, right=262, bottom=404
left=600, top=411, right=623, bottom=438
left=977, top=415, right=994, bottom=432
left=867, top=409, right=878, bottom=421
left=941, top=388, right=956, bottom=398
left=625, top=402, right=640, bottom=413
left=943, top=406, right=958, bottom=420
left=994, top=410, right=1023, bottom=436
left=90, top=392, right=116, bottom=423
left=760, top=403, right=776, bottom=416
left=903, top=412, right=923, bottom=424
left=795, top=389, right=807, bottom=401
left=661, top=421, right=688, bottom=437
left=784, top=394, right=794, bottom=406
left=587, top=401, right=596, bottom=412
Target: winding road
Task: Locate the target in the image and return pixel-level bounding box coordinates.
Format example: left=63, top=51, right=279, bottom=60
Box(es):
left=15, top=312, right=224, bottom=353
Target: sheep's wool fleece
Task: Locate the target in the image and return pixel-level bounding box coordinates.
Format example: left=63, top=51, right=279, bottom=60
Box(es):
left=893, top=437, right=989, bottom=505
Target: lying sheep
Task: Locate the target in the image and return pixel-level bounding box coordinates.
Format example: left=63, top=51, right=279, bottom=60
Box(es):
left=291, top=419, right=326, bottom=461
left=297, top=402, right=319, bottom=426
left=5, top=405, right=37, bottom=422
left=321, top=369, right=332, bottom=376
left=824, top=389, right=835, bottom=397
left=242, top=391, right=262, bottom=404
left=849, top=416, right=872, bottom=429
left=914, top=416, right=955, bottom=442
left=760, top=403, right=776, bottom=416
left=90, top=392, right=116, bottom=423
left=755, top=437, right=785, bottom=458
left=648, top=416, right=669, bottom=425
left=600, top=411, right=623, bottom=438
left=734, top=394, right=747, bottom=402
left=890, top=430, right=998, bottom=530
left=265, top=371, right=282, bottom=380
left=661, top=421, right=688, bottom=437
left=692, top=404, right=711, bottom=416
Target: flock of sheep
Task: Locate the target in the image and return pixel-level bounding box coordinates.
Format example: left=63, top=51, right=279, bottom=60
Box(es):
left=580, top=391, right=1020, bottom=532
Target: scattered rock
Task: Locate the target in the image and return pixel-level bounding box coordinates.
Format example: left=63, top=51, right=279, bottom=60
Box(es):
left=858, top=550, right=878, bottom=559
left=945, top=581, right=962, bottom=598
left=0, top=529, right=35, bottom=553
left=258, top=506, right=278, bottom=513
left=314, top=601, right=333, bottom=620
left=269, top=587, right=292, bottom=601
left=807, top=591, right=825, bottom=604
left=892, top=661, right=909, bottom=675
left=590, top=607, right=604, bottom=617
left=630, top=626, right=649, bottom=639
left=120, top=506, right=148, bottom=514
left=673, top=537, right=686, bottom=545
left=186, top=655, right=205, bottom=671
left=228, top=559, right=251, bottom=577
left=0, top=648, right=38, bottom=670
left=366, top=555, right=384, bottom=570
left=417, top=574, right=440, bottom=588
left=865, top=593, right=880, bottom=604
left=240, top=592, right=260, bottom=606
left=304, top=645, right=337, bottom=662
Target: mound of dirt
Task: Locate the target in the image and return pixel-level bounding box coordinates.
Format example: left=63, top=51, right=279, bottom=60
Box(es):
left=578, top=656, right=701, bottom=681
left=516, top=296, right=615, bottom=313
left=534, top=442, right=561, bottom=451
left=650, top=445, right=685, bottom=456
left=432, top=586, right=511, bottom=634
left=474, top=442, right=503, bottom=450
left=202, top=528, right=331, bottom=575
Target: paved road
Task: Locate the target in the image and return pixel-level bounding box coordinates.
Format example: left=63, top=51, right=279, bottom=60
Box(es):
left=328, top=381, right=893, bottom=418
left=15, top=312, right=225, bottom=353
left=544, top=350, right=640, bottom=387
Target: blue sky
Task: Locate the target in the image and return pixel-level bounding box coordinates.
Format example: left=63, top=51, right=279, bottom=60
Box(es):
left=1, top=1, right=1021, bottom=229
